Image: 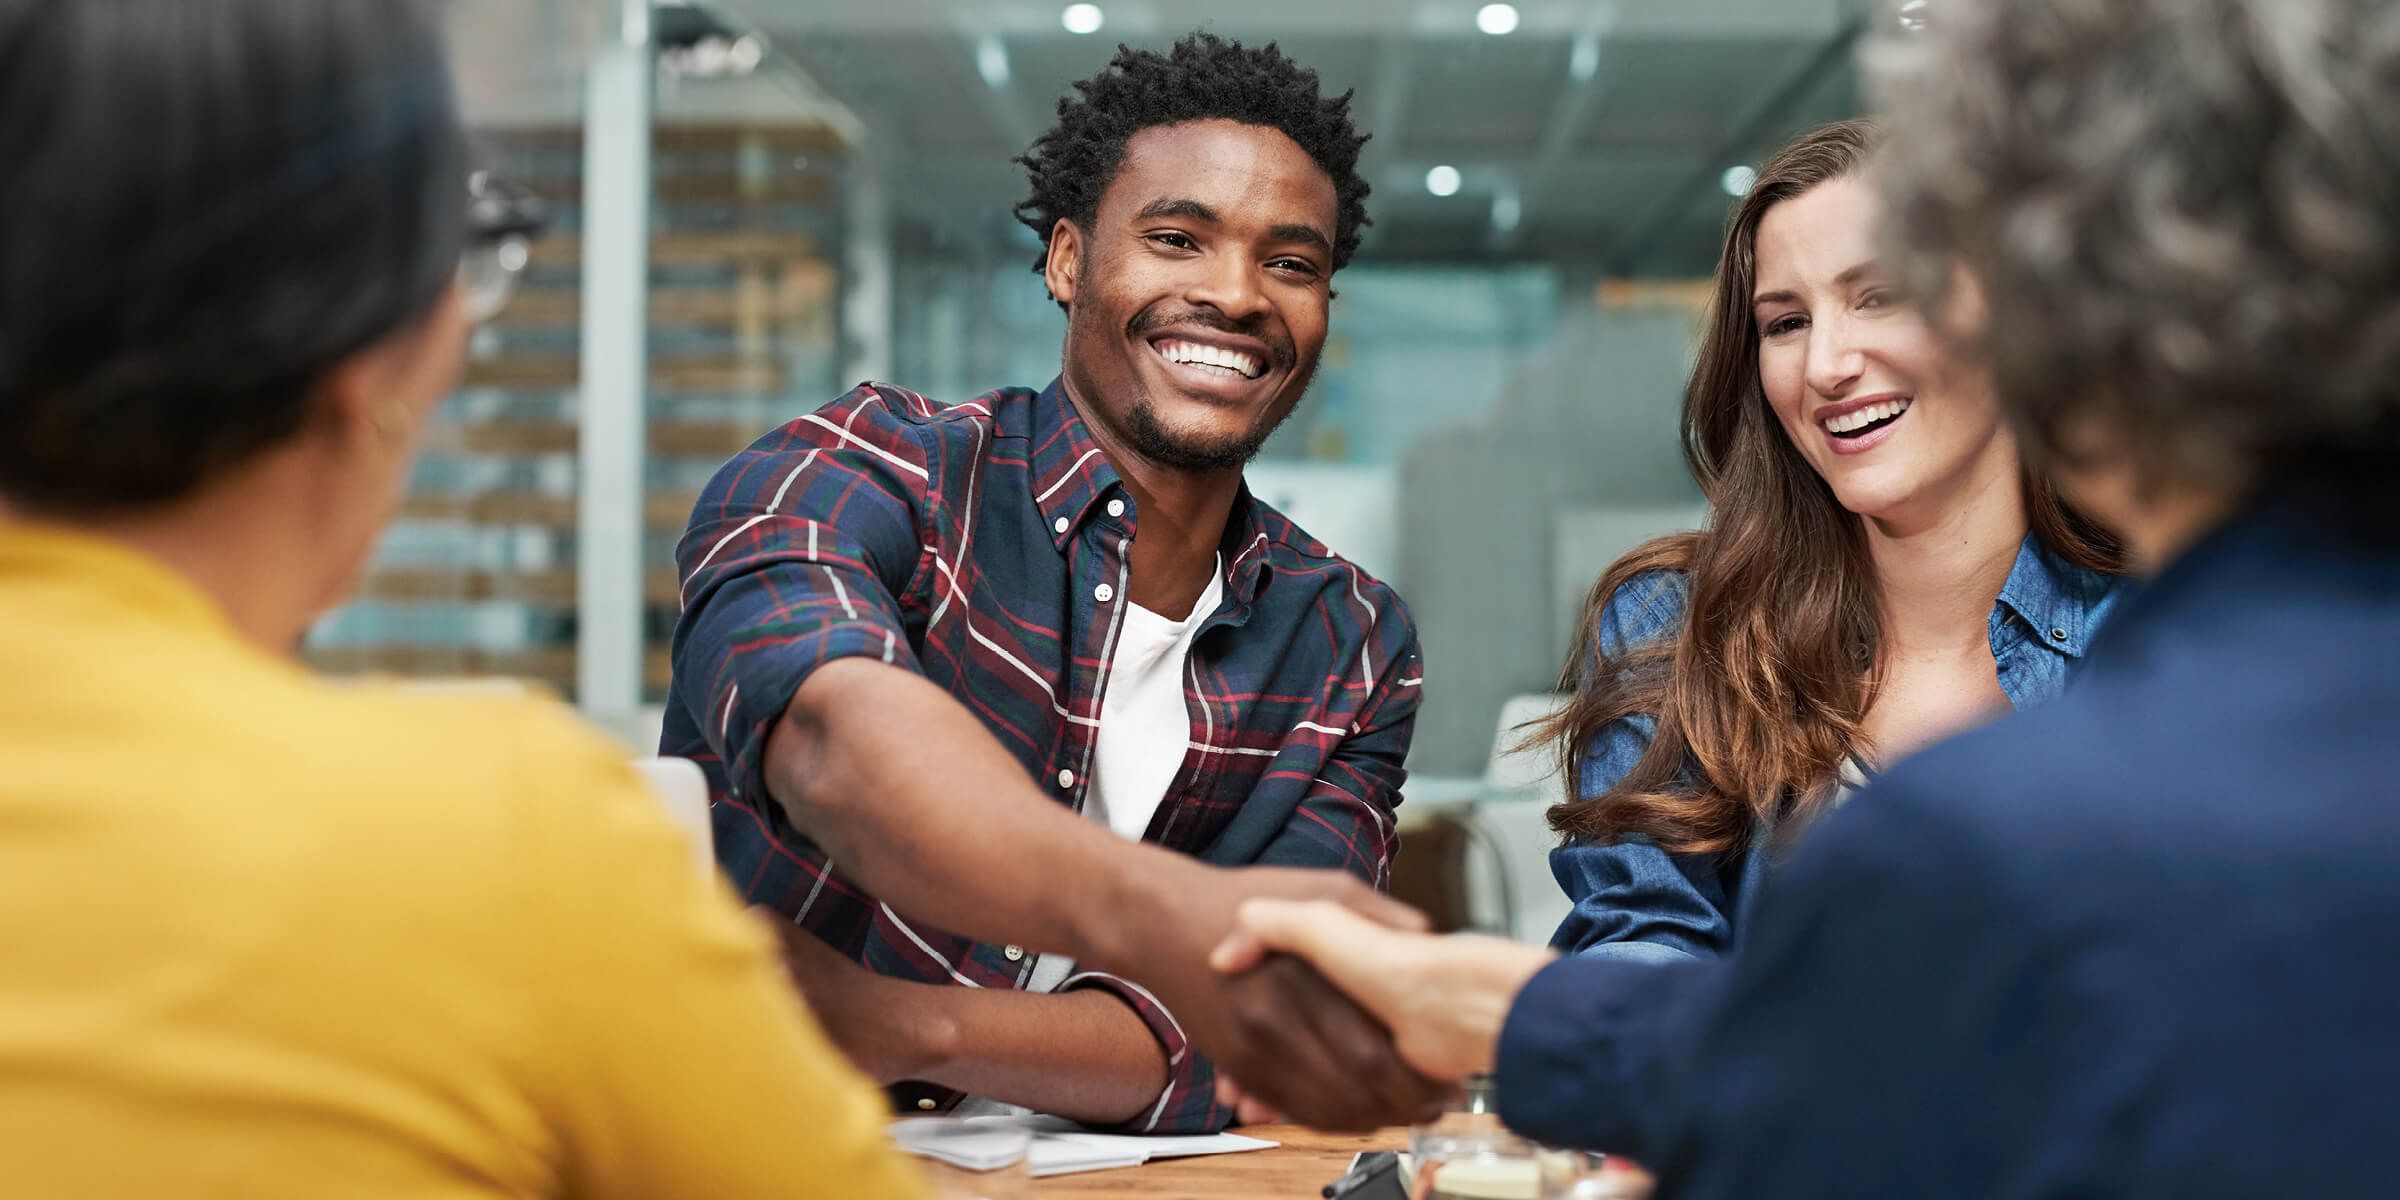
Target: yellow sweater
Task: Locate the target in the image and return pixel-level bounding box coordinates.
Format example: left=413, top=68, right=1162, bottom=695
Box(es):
left=0, top=525, right=925, bottom=1199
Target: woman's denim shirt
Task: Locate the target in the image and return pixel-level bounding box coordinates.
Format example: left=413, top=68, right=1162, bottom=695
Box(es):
left=1548, top=534, right=2127, bottom=962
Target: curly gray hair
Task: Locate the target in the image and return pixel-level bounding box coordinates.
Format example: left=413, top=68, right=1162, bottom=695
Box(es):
left=1865, top=0, right=2400, bottom=488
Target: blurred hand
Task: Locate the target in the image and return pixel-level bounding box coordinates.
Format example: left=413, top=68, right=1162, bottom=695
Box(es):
left=1113, top=866, right=1453, bottom=1132
left=1210, top=899, right=1557, bottom=1082
left=752, top=910, right=935, bottom=1085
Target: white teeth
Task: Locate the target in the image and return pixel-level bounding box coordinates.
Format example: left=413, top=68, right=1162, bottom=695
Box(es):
left=1822, top=397, right=1912, bottom=434
left=1156, top=338, right=1263, bottom=380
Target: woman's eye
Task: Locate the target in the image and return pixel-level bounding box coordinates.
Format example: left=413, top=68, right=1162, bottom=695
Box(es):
left=1763, top=314, right=1807, bottom=337
left=1860, top=288, right=1895, bottom=309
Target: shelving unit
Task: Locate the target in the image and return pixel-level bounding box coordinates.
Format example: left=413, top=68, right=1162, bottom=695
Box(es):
left=305, top=121, right=846, bottom=701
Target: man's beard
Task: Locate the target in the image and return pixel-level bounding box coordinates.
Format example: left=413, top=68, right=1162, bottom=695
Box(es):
left=1119, top=385, right=1308, bottom=471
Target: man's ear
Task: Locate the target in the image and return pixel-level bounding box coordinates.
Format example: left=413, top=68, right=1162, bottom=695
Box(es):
left=1043, top=218, right=1084, bottom=308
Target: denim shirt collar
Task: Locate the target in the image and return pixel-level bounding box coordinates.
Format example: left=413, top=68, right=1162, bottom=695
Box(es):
left=1993, top=532, right=2120, bottom=660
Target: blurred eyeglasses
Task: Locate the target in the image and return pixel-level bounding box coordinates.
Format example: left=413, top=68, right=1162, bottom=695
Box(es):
left=462, top=171, right=546, bottom=322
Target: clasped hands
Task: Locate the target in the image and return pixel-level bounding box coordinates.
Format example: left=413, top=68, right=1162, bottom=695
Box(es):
left=760, top=866, right=1554, bottom=1133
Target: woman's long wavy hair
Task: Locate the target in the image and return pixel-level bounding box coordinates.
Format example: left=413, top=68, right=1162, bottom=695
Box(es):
left=1537, top=118, right=2124, bottom=856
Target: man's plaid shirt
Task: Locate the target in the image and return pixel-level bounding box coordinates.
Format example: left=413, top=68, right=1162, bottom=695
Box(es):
left=662, top=379, right=1422, bottom=1134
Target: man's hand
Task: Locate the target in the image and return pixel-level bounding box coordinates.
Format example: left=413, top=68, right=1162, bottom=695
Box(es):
left=1094, top=864, right=1455, bottom=1132
left=1209, top=898, right=1557, bottom=1083
left=752, top=911, right=947, bottom=1085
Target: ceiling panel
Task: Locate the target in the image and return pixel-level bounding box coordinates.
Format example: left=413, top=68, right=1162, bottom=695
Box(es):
left=702, top=0, right=1865, bottom=265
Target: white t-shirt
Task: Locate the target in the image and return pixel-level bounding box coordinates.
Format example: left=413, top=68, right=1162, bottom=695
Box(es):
left=1084, top=565, right=1222, bottom=842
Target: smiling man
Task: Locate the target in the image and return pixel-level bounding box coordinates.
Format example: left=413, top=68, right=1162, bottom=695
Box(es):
left=659, top=33, right=1444, bottom=1135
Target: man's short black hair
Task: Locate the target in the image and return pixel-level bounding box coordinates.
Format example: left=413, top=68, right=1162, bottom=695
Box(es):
left=1014, top=32, right=1372, bottom=294
left=0, top=0, right=467, bottom=513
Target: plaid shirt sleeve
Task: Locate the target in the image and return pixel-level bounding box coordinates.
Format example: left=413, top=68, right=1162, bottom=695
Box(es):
left=669, top=385, right=934, bottom=814
left=1063, top=619, right=1425, bottom=1135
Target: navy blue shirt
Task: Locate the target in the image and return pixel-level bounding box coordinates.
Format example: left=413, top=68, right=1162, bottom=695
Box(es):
left=1549, top=534, right=2124, bottom=961
left=1497, top=473, right=2400, bottom=1196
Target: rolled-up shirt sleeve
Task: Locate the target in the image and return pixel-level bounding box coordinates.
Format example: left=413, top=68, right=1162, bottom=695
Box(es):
left=1549, top=832, right=1735, bottom=960
left=1546, top=569, right=1742, bottom=960
left=669, top=384, right=935, bottom=814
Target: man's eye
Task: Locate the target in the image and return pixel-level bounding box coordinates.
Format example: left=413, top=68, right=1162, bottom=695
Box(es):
left=1148, top=232, right=1195, bottom=250
left=1270, top=258, right=1319, bottom=277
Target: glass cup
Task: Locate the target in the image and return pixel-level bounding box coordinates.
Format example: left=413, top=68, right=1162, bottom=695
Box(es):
left=1408, top=1076, right=1540, bottom=1199
left=889, top=1118, right=1032, bottom=1200
left=1534, top=1147, right=1654, bottom=1200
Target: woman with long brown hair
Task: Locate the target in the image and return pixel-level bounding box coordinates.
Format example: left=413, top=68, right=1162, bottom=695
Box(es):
left=1538, top=118, right=2125, bottom=960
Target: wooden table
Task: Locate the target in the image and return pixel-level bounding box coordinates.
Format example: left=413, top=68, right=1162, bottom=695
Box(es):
left=1031, top=1124, right=1403, bottom=1197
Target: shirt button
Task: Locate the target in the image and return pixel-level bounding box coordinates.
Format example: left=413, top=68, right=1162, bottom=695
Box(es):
left=1057, top=768, right=1076, bottom=789
left=1004, top=944, right=1025, bottom=962
left=2049, top=626, right=2069, bottom=642
left=1052, top=516, right=1070, bottom=535
left=916, top=1097, right=937, bottom=1111
left=1106, top=498, right=1126, bottom=518
left=1093, top=583, right=1115, bottom=603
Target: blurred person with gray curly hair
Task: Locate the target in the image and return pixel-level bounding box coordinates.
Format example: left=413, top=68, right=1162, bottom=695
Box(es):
left=1202, top=1, right=2400, bottom=1194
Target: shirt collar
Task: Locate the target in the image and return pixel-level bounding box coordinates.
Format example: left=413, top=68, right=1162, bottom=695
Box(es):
left=1218, top=481, right=1274, bottom=609
left=1023, top=377, right=1274, bottom=608
left=1994, top=531, right=2119, bottom=658
left=1028, top=378, right=1125, bottom=553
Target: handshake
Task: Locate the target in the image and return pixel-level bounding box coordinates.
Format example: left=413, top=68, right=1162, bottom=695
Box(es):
left=762, top=861, right=1556, bottom=1134
left=1163, top=868, right=1557, bottom=1132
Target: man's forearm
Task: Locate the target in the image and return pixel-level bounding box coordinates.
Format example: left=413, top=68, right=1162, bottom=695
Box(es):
left=902, top=985, right=1171, bottom=1127
left=767, top=658, right=1193, bottom=969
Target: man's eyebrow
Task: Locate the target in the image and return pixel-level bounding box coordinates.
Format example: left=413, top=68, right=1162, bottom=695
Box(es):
left=1267, top=223, right=1333, bottom=254
left=1133, top=197, right=1220, bottom=224
left=1131, top=198, right=1332, bottom=256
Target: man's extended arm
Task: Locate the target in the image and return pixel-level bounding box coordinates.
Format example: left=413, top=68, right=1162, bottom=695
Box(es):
left=769, top=657, right=1446, bottom=1131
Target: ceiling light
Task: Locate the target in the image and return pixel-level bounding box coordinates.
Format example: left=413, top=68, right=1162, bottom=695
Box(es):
left=975, top=35, right=1011, bottom=87
left=1570, top=31, right=1603, bottom=81
left=1491, top=189, right=1522, bottom=234
left=1897, top=0, right=1931, bottom=32
left=1476, top=4, right=1520, bottom=35
left=725, top=34, right=764, bottom=74
left=1425, top=165, right=1463, bottom=197
left=1721, top=165, right=1757, bottom=197
left=1061, top=3, right=1104, bottom=34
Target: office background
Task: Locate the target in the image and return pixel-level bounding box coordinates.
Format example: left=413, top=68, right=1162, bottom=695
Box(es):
left=315, top=0, right=1868, bottom=939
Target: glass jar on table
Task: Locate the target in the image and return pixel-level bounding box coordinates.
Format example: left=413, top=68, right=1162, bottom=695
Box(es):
left=1407, top=1078, right=1652, bottom=1200
left=1407, top=1075, right=1537, bottom=1199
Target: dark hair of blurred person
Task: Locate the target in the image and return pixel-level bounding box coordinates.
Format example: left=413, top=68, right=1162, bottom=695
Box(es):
left=0, top=3, right=923, bottom=1195
left=1530, top=117, right=2125, bottom=963
left=0, top=0, right=465, bottom=513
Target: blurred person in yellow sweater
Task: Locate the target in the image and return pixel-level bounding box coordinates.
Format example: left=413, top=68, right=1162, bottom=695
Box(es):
left=0, top=1, right=924, bottom=1196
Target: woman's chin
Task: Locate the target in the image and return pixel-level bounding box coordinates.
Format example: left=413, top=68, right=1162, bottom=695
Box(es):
left=1828, top=475, right=1923, bottom=523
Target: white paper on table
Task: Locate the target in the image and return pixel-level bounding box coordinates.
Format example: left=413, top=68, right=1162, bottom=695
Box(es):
left=888, top=1118, right=1036, bottom=1172
left=953, top=1114, right=1279, bottom=1178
